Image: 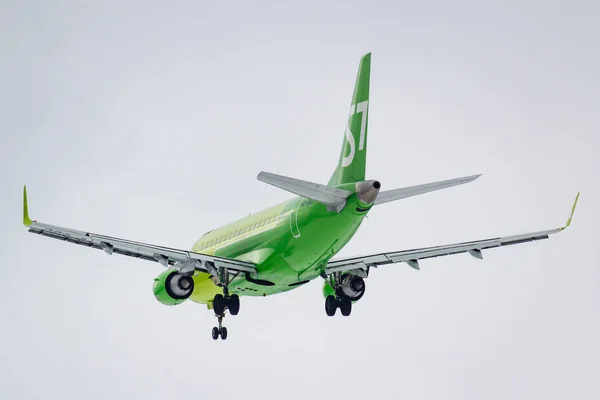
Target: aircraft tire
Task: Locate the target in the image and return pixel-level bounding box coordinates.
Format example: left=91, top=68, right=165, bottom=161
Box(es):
left=220, top=327, right=228, bottom=340
left=325, top=295, right=337, bottom=316
left=213, top=294, right=226, bottom=315
left=212, top=327, right=219, bottom=340
left=228, top=294, right=240, bottom=315
left=339, top=296, right=352, bottom=316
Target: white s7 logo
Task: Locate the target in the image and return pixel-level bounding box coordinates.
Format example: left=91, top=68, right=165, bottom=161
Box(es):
left=342, top=100, right=369, bottom=167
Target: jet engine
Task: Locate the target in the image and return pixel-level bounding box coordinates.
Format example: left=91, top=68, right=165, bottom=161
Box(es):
left=153, top=269, right=195, bottom=306
left=339, top=274, right=366, bottom=301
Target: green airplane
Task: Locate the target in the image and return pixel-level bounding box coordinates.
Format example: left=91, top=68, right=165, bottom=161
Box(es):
left=23, top=53, right=579, bottom=340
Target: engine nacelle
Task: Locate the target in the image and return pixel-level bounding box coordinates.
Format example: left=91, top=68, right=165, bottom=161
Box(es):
left=322, top=274, right=366, bottom=302
left=339, top=274, right=366, bottom=301
left=153, top=269, right=195, bottom=306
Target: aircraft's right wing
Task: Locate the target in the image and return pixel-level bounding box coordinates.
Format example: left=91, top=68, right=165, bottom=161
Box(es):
left=326, top=193, right=580, bottom=275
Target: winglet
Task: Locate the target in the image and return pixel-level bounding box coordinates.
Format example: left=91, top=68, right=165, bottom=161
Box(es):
left=23, top=185, right=33, bottom=227
left=560, top=192, right=580, bottom=231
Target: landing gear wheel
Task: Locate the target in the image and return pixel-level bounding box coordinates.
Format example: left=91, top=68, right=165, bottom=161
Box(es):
left=325, top=295, right=337, bottom=316
left=339, top=296, right=352, bottom=316
left=213, top=294, right=225, bottom=315
left=220, top=327, right=228, bottom=340
left=212, top=327, right=219, bottom=340
left=228, top=294, right=240, bottom=316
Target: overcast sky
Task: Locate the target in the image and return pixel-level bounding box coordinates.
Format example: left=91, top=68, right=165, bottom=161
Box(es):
left=1, top=1, right=599, bottom=399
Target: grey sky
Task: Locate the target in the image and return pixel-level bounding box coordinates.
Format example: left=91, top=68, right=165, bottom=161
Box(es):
left=1, top=1, right=598, bottom=399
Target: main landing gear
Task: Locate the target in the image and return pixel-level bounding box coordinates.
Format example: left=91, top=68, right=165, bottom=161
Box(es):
left=211, top=284, right=240, bottom=340
left=323, top=273, right=366, bottom=317
left=325, top=295, right=352, bottom=317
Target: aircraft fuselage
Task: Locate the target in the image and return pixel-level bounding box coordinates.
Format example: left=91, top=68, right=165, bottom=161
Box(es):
left=189, top=193, right=370, bottom=304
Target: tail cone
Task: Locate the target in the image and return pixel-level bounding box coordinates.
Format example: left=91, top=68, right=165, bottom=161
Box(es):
left=356, top=180, right=380, bottom=205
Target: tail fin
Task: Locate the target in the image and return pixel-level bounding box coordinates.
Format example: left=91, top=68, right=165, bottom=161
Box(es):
left=328, top=53, right=371, bottom=186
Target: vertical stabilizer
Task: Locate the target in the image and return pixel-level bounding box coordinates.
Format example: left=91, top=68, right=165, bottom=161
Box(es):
left=328, top=53, right=371, bottom=186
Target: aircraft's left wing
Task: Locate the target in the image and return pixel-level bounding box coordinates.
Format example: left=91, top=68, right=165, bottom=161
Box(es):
left=22, top=187, right=256, bottom=276
left=325, top=193, right=579, bottom=276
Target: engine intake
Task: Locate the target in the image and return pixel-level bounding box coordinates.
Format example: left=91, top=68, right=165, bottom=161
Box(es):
left=339, top=274, right=366, bottom=301
left=153, top=269, right=195, bottom=306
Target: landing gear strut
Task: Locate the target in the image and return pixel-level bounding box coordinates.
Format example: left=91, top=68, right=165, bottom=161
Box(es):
left=210, top=267, right=241, bottom=340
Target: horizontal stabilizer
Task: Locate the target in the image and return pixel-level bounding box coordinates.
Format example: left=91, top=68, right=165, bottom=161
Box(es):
left=374, top=174, right=481, bottom=205
left=257, top=171, right=352, bottom=210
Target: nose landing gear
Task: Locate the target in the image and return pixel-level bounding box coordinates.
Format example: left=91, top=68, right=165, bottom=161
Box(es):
left=211, top=315, right=228, bottom=340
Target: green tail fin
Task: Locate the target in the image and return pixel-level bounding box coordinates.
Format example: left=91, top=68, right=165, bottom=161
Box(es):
left=328, top=53, right=371, bottom=186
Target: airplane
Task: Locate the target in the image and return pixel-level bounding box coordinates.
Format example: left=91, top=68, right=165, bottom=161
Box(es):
left=23, top=53, right=579, bottom=340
